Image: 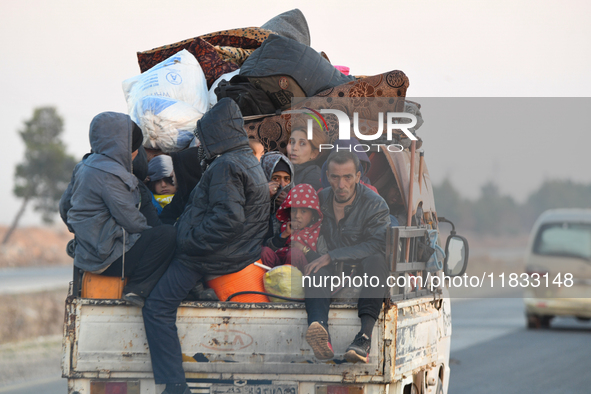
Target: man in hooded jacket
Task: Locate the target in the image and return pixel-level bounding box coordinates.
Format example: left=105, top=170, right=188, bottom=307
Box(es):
left=142, top=99, right=269, bottom=394
left=59, top=112, right=177, bottom=307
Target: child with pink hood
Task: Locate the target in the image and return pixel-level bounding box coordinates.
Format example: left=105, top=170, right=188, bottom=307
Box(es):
left=261, top=184, right=325, bottom=271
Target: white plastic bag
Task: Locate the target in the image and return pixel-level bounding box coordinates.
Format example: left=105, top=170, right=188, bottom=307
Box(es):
left=122, top=49, right=208, bottom=151
left=134, top=96, right=200, bottom=152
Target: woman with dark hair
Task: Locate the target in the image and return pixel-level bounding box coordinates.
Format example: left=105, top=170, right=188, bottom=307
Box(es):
left=287, top=117, right=328, bottom=190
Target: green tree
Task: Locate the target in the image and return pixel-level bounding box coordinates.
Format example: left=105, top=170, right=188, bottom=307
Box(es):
left=3, top=107, right=77, bottom=244
left=472, top=182, right=523, bottom=235
left=433, top=178, right=464, bottom=221
left=525, top=180, right=591, bottom=225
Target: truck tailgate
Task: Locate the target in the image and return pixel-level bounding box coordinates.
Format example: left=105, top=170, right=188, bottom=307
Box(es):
left=65, top=298, right=391, bottom=381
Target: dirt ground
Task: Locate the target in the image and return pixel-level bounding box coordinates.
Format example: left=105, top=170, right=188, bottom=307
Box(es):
left=0, top=289, right=67, bottom=388
left=0, top=225, right=73, bottom=268
left=0, top=335, right=62, bottom=387
left=0, top=289, right=68, bottom=344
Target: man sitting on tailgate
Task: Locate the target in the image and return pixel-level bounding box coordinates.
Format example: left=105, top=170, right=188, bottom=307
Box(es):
left=303, top=151, right=390, bottom=364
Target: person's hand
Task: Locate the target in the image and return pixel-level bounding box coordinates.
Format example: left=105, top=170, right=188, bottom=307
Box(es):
left=304, top=254, right=331, bottom=276
left=268, top=181, right=280, bottom=197
left=291, top=241, right=305, bottom=251
left=281, top=222, right=292, bottom=238
left=275, top=190, right=288, bottom=205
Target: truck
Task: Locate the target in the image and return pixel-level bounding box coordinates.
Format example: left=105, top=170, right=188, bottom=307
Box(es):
left=61, top=144, right=469, bottom=394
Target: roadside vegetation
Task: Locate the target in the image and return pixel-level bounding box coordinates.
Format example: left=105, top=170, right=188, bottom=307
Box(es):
left=434, top=178, right=591, bottom=236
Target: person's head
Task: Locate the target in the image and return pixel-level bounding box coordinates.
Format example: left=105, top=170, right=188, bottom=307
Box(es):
left=249, top=138, right=265, bottom=162
left=286, top=117, right=328, bottom=165
left=386, top=184, right=404, bottom=206
left=260, top=152, right=293, bottom=184
left=147, top=155, right=177, bottom=195
left=152, top=176, right=176, bottom=195
left=326, top=151, right=361, bottom=203
left=276, top=183, right=323, bottom=230
left=291, top=207, right=319, bottom=231
left=131, top=122, right=143, bottom=160
left=271, top=159, right=292, bottom=189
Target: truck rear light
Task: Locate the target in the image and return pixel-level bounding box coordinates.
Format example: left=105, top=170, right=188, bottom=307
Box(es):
left=90, top=380, right=140, bottom=394
left=316, top=385, right=364, bottom=394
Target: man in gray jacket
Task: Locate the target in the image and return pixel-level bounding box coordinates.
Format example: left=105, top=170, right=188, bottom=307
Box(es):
left=60, top=112, right=176, bottom=307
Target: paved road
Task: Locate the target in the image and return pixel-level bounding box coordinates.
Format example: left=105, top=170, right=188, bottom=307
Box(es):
left=0, top=266, right=72, bottom=294
left=449, top=297, right=591, bottom=393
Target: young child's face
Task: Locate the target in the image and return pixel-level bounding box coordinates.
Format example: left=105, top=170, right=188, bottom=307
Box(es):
left=155, top=176, right=177, bottom=195
left=291, top=207, right=315, bottom=231
left=287, top=130, right=318, bottom=164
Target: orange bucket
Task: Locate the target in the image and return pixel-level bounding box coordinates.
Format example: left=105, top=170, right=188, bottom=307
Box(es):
left=81, top=272, right=127, bottom=299
left=207, top=261, right=270, bottom=303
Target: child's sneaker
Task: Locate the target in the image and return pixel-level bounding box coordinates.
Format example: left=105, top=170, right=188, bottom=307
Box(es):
left=344, top=332, right=371, bottom=363
left=305, top=322, right=334, bottom=360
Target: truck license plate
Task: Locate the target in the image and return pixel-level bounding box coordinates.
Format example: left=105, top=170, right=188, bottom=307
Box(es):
left=211, top=384, right=297, bottom=394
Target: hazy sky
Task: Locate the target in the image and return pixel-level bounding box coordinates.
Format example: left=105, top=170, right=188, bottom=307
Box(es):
left=1, top=0, right=590, bottom=225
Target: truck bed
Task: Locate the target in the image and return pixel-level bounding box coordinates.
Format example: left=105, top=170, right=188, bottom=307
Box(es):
left=62, top=294, right=449, bottom=385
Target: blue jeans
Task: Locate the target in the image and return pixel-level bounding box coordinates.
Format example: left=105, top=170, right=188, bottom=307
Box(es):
left=142, top=258, right=203, bottom=384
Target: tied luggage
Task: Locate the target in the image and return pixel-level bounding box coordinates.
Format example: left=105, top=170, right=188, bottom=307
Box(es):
left=215, top=75, right=277, bottom=116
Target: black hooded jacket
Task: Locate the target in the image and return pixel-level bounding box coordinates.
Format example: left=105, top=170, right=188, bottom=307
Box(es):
left=175, top=99, right=269, bottom=274
left=159, top=147, right=202, bottom=225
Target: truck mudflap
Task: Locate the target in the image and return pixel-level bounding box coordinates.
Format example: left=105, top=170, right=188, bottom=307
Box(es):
left=63, top=298, right=393, bottom=382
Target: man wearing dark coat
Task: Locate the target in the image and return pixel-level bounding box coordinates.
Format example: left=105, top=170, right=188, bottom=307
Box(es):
left=142, top=98, right=269, bottom=394
left=303, top=151, right=390, bottom=364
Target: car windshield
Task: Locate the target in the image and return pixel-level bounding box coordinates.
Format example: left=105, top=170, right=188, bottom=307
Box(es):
left=533, top=222, right=591, bottom=260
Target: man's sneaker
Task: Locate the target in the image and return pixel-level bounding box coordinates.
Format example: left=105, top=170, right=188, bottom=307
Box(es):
left=344, top=332, right=371, bottom=363
left=122, top=292, right=145, bottom=308
left=305, top=322, right=334, bottom=360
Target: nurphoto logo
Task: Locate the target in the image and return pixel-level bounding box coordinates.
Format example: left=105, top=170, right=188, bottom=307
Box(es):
left=288, top=101, right=417, bottom=153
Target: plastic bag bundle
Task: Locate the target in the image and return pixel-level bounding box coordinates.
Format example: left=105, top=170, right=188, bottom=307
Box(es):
left=263, top=265, right=305, bottom=302
left=122, top=49, right=208, bottom=152
left=133, top=96, right=200, bottom=152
